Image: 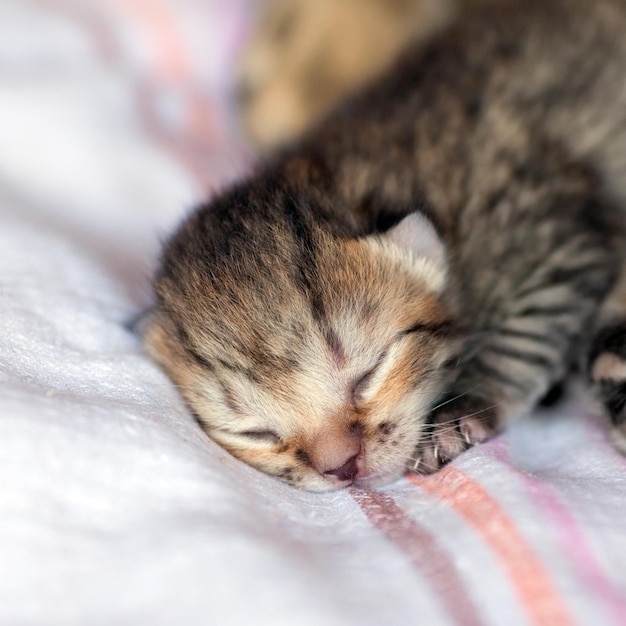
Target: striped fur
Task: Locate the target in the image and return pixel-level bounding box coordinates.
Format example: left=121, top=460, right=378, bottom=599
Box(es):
left=146, top=0, right=626, bottom=490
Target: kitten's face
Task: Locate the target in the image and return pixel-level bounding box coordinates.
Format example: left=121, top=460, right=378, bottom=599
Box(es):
left=145, top=211, right=458, bottom=491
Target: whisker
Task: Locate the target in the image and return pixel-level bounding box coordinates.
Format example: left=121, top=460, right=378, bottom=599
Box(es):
left=457, top=403, right=499, bottom=421
left=428, top=382, right=485, bottom=413
left=420, top=403, right=502, bottom=437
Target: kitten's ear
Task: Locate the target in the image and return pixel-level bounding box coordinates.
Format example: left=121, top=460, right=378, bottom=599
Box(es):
left=125, top=306, right=157, bottom=338
left=383, top=212, right=447, bottom=271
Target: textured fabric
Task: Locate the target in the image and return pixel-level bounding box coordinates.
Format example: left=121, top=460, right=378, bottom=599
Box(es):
left=2, top=2, right=626, bottom=625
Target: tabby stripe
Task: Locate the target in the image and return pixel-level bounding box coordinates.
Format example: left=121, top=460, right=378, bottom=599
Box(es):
left=351, top=489, right=484, bottom=626
left=471, top=357, right=529, bottom=393
left=517, top=304, right=580, bottom=318
left=403, top=320, right=457, bottom=339
left=483, top=343, right=555, bottom=370
left=181, top=347, right=245, bottom=413
left=574, top=281, right=614, bottom=302
left=187, top=346, right=215, bottom=372
left=514, top=262, right=607, bottom=301
left=177, top=328, right=256, bottom=386
left=485, top=187, right=507, bottom=213
left=408, top=469, right=576, bottom=626
left=498, top=327, right=564, bottom=349
left=171, top=316, right=217, bottom=373
left=511, top=257, right=553, bottom=295
left=548, top=261, right=611, bottom=286
left=284, top=197, right=326, bottom=322
left=189, top=345, right=296, bottom=384
left=217, top=358, right=261, bottom=384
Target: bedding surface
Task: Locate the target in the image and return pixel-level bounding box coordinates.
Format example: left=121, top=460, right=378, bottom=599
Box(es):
left=2, top=1, right=626, bottom=625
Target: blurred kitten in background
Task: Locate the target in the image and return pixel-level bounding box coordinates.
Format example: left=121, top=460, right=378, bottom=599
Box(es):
left=237, top=0, right=459, bottom=150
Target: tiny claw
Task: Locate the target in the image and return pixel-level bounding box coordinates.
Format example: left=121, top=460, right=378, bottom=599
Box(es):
left=412, top=456, right=422, bottom=471
left=433, top=445, right=440, bottom=464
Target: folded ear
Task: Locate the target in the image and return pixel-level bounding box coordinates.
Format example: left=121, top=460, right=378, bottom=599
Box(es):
left=125, top=306, right=157, bottom=337
left=382, top=212, right=447, bottom=272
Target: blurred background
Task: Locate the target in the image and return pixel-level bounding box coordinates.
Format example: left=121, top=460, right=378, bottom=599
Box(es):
left=0, top=0, right=260, bottom=312
left=0, top=0, right=259, bottom=202
left=0, top=0, right=472, bottom=305
left=0, top=0, right=465, bottom=230
left=237, top=0, right=457, bottom=151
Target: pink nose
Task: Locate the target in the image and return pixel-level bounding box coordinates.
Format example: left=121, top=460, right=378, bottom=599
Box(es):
left=324, top=454, right=359, bottom=481
left=309, top=428, right=362, bottom=482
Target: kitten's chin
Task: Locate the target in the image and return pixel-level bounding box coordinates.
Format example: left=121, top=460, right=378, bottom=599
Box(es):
left=352, top=474, right=403, bottom=490
left=351, top=465, right=407, bottom=490
left=303, top=473, right=403, bottom=492
left=300, top=464, right=407, bottom=492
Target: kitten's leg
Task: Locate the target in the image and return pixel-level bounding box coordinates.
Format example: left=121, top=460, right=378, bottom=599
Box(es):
left=413, top=179, right=619, bottom=473
left=414, top=380, right=566, bottom=471
left=588, top=267, right=626, bottom=451
left=413, top=392, right=498, bottom=472
left=416, top=287, right=619, bottom=473
left=589, top=321, right=626, bottom=452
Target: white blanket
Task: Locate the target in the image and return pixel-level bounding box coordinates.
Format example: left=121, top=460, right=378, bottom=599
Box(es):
left=2, top=2, right=626, bottom=624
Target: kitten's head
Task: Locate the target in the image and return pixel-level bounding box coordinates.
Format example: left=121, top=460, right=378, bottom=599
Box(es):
left=144, top=184, right=460, bottom=491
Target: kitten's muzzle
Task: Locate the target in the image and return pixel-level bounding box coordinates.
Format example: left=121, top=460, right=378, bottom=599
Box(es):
left=323, top=453, right=360, bottom=482
left=308, top=424, right=363, bottom=485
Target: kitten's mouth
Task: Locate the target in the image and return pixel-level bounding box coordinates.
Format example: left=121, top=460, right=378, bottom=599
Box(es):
left=345, top=461, right=402, bottom=490
left=321, top=452, right=376, bottom=488
left=320, top=443, right=408, bottom=489
left=326, top=474, right=373, bottom=490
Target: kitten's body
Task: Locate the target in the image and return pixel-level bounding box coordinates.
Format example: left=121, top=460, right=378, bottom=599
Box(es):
left=146, top=0, right=626, bottom=490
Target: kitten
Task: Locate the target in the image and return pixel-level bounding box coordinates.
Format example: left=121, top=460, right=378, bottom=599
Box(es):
left=237, top=0, right=457, bottom=150
left=237, top=0, right=507, bottom=151
left=145, top=0, right=626, bottom=491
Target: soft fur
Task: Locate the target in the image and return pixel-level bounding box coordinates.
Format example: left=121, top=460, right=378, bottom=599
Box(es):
left=146, top=0, right=626, bottom=491
left=237, top=0, right=458, bottom=150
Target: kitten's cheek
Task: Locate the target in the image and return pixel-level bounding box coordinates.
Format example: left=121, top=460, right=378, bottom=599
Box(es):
left=353, top=445, right=414, bottom=488
left=354, top=452, right=410, bottom=488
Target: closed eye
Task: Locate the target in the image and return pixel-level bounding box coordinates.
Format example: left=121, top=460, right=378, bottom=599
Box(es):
left=351, top=348, right=388, bottom=404
left=351, top=369, right=375, bottom=403
left=240, top=430, right=281, bottom=444
left=400, top=319, right=458, bottom=339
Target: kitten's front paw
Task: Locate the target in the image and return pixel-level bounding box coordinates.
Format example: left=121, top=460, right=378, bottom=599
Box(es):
left=590, top=323, right=626, bottom=452
left=410, top=395, right=498, bottom=474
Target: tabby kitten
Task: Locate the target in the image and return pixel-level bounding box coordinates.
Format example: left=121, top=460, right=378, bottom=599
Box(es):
left=145, top=0, right=626, bottom=491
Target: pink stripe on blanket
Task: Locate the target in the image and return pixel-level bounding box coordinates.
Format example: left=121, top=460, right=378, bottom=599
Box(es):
left=408, top=468, right=576, bottom=626
left=109, top=0, right=191, bottom=85
left=74, top=0, right=249, bottom=190
left=104, top=0, right=251, bottom=191
left=487, top=438, right=626, bottom=626
left=351, top=488, right=485, bottom=626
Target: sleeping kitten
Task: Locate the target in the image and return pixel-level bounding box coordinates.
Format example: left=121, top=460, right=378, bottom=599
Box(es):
left=145, top=0, right=626, bottom=491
